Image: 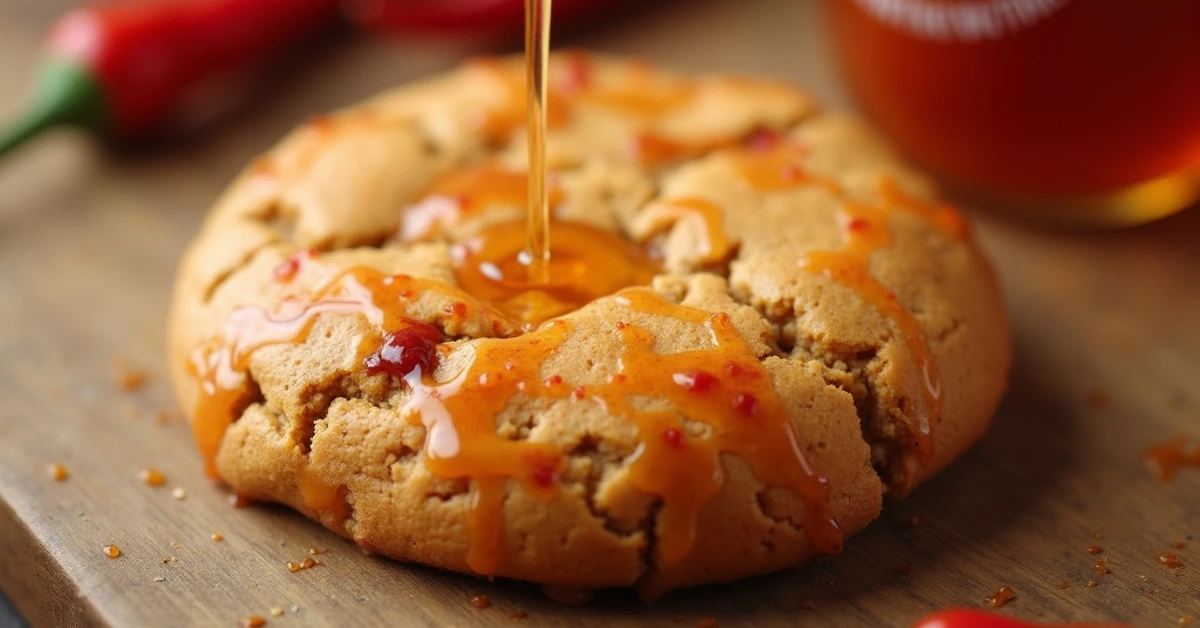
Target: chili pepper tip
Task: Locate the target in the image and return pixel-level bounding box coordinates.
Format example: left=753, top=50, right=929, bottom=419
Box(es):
left=0, top=59, right=107, bottom=161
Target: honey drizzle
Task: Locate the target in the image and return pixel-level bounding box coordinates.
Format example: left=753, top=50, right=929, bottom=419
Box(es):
left=524, top=0, right=553, bottom=284
left=799, top=199, right=943, bottom=463
left=189, top=265, right=512, bottom=479
left=452, top=220, right=659, bottom=327
left=717, top=140, right=955, bottom=465
left=611, top=290, right=842, bottom=559
left=637, top=198, right=732, bottom=265
left=401, top=166, right=561, bottom=242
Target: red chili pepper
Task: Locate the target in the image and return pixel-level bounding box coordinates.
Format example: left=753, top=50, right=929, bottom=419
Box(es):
left=0, top=0, right=340, bottom=158
left=913, top=609, right=1131, bottom=628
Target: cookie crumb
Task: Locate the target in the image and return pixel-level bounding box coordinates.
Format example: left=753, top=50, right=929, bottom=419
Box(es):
left=1159, top=553, right=1183, bottom=569
left=986, top=586, right=1016, bottom=608
left=141, top=468, right=166, bottom=487
left=269, top=608, right=285, bottom=617
left=48, top=463, right=68, bottom=482
left=289, top=606, right=299, bottom=614
left=1139, top=574, right=1148, bottom=582
left=240, top=616, right=266, bottom=628
left=308, top=547, right=324, bottom=555
left=212, top=533, right=224, bottom=542
left=172, top=487, right=187, bottom=500
left=470, top=595, right=490, bottom=609
left=1087, top=580, right=1098, bottom=588
left=153, top=577, right=166, bottom=583
left=1094, top=556, right=1111, bottom=575
left=286, top=557, right=317, bottom=572
left=1087, top=545, right=1103, bottom=555
left=114, top=358, right=147, bottom=391
left=1180, top=617, right=1193, bottom=627
left=103, top=545, right=121, bottom=559
left=162, top=556, right=177, bottom=564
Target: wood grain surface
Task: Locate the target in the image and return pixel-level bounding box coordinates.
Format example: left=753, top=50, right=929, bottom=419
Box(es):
left=1, top=1, right=1197, bottom=626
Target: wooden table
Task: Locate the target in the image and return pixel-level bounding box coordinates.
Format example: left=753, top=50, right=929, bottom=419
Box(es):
left=1, top=1, right=1197, bottom=626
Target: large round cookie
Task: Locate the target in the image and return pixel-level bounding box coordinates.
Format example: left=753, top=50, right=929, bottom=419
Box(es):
left=168, top=52, right=1010, bottom=597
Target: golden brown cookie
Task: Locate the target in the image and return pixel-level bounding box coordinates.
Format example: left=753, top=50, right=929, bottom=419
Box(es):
left=167, top=52, right=1010, bottom=598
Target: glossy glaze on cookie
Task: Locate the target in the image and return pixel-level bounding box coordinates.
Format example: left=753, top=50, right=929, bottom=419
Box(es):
left=170, top=52, right=1009, bottom=595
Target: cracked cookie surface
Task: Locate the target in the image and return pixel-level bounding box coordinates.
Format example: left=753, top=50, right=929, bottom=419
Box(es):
left=167, top=52, right=1010, bottom=597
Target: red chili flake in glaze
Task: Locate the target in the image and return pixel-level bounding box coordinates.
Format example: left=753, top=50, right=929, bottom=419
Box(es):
left=1159, top=553, right=1183, bottom=569
left=364, top=323, right=442, bottom=379
left=529, top=460, right=558, bottom=488
left=615, top=321, right=628, bottom=330
left=732, top=393, right=759, bottom=416
left=545, top=375, right=563, bottom=386
left=847, top=217, right=871, bottom=232
left=272, top=249, right=317, bottom=282
left=724, top=362, right=751, bottom=378
left=745, top=128, right=782, bottom=152
left=444, top=302, right=468, bottom=319
left=672, top=370, right=718, bottom=393
left=663, top=428, right=685, bottom=447
left=470, top=595, right=490, bottom=609
left=572, top=386, right=587, bottom=400
left=608, top=374, right=627, bottom=384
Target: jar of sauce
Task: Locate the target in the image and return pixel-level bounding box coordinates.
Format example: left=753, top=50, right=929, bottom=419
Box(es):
left=827, top=0, right=1200, bottom=227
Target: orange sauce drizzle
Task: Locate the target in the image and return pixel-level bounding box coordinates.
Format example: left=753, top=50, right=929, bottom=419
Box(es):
left=799, top=200, right=943, bottom=464
left=636, top=198, right=732, bottom=266
left=400, top=166, right=563, bottom=242
left=640, top=139, right=963, bottom=466
left=1145, top=435, right=1200, bottom=482
left=610, top=290, right=842, bottom=560
left=189, top=263, right=512, bottom=479
left=451, top=220, right=659, bottom=327
left=191, top=271, right=841, bottom=572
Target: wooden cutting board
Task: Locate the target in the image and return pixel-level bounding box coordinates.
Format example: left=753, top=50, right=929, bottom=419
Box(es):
left=0, top=1, right=1196, bottom=626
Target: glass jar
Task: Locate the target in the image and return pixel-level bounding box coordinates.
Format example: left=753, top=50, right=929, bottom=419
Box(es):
left=827, top=0, right=1200, bottom=227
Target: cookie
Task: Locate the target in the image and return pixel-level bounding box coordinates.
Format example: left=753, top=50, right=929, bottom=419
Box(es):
left=167, top=52, right=1010, bottom=598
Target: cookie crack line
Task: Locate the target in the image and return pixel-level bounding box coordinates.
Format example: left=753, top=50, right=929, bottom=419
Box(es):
left=171, top=52, right=1007, bottom=595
